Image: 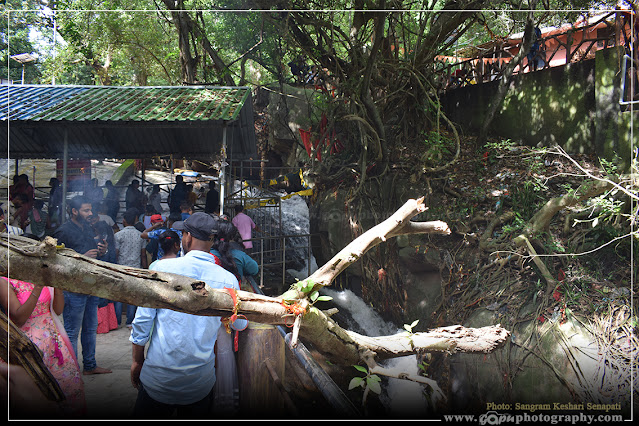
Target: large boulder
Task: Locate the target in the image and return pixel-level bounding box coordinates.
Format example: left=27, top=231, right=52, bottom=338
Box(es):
left=448, top=305, right=632, bottom=415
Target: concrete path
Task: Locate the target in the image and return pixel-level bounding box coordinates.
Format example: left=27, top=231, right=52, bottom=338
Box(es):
left=78, top=324, right=139, bottom=419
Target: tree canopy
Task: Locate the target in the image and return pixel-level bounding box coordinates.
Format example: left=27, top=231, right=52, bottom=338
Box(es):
left=2, top=1, right=618, bottom=155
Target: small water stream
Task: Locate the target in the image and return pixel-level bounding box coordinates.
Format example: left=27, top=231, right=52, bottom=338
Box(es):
left=322, top=288, right=429, bottom=417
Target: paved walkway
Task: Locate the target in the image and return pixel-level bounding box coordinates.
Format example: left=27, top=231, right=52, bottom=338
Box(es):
left=78, top=324, right=139, bottom=419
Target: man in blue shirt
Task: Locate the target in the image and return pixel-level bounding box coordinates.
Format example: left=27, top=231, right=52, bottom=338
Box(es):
left=129, top=212, right=248, bottom=418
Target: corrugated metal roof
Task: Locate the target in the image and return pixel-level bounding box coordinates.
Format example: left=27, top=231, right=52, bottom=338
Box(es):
left=1, top=85, right=250, bottom=122
left=1, top=85, right=258, bottom=160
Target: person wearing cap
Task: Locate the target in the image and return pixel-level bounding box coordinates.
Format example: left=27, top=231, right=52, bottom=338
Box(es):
left=147, top=213, right=164, bottom=229
left=129, top=212, right=248, bottom=418
left=141, top=212, right=183, bottom=262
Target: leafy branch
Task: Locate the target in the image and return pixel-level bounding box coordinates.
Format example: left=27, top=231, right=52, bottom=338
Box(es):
left=348, top=365, right=382, bottom=406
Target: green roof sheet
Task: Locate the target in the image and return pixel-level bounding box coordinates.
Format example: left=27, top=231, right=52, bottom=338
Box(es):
left=8, top=86, right=251, bottom=122
left=2, top=85, right=257, bottom=160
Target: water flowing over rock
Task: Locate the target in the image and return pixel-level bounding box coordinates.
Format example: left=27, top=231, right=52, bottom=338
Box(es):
left=322, top=288, right=429, bottom=417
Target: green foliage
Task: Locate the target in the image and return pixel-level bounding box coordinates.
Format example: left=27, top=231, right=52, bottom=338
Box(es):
left=484, top=138, right=516, bottom=152
left=509, top=180, right=546, bottom=220
left=50, top=1, right=181, bottom=85
left=599, top=156, right=621, bottom=178
left=501, top=212, right=526, bottom=236
left=349, top=365, right=382, bottom=400
left=417, top=359, right=429, bottom=375
left=523, top=150, right=549, bottom=176
left=403, top=319, right=419, bottom=334
left=0, top=0, right=46, bottom=83
left=402, top=319, right=420, bottom=349
left=281, top=279, right=333, bottom=316
left=422, top=131, right=455, bottom=166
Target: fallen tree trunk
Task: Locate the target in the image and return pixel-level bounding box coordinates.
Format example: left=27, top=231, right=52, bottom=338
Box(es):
left=0, top=198, right=510, bottom=366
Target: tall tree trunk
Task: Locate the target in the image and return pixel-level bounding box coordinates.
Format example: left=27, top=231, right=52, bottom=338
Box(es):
left=162, top=0, right=198, bottom=83
left=160, top=0, right=235, bottom=86
left=475, top=3, right=539, bottom=147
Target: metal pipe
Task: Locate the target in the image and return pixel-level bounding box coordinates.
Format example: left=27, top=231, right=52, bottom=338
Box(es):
left=308, top=235, right=312, bottom=277
left=61, top=128, right=68, bottom=225
left=220, top=124, right=227, bottom=215
left=141, top=159, right=145, bottom=198
left=620, top=54, right=639, bottom=105
left=260, top=235, right=264, bottom=289
left=170, top=155, right=174, bottom=210
left=240, top=160, right=244, bottom=212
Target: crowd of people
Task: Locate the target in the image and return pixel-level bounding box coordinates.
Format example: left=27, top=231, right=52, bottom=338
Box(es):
left=1, top=173, right=261, bottom=419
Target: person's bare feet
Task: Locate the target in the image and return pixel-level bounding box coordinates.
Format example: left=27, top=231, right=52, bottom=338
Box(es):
left=83, top=366, right=112, bottom=375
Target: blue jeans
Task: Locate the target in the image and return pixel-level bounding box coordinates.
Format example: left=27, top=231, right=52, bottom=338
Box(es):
left=63, top=291, right=99, bottom=372
left=113, top=302, right=138, bottom=325
left=133, top=382, right=214, bottom=419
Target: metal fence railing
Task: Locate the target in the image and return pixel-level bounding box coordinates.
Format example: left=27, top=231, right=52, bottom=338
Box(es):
left=250, top=233, right=315, bottom=292
left=436, top=10, right=637, bottom=93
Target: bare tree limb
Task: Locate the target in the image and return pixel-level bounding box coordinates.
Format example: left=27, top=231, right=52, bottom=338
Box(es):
left=302, top=197, right=451, bottom=291
left=0, top=198, right=507, bottom=368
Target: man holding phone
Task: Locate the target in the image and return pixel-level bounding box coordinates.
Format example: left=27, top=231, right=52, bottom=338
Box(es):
left=53, top=195, right=112, bottom=375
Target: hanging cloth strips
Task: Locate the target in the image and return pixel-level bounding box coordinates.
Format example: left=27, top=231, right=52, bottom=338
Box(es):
left=221, top=287, right=248, bottom=352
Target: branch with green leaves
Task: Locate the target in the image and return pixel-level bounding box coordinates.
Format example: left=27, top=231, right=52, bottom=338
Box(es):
left=348, top=365, right=382, bottom=406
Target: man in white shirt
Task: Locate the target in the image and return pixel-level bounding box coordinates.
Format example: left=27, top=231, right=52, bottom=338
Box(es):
left=114, top=208, right=147, bottom=327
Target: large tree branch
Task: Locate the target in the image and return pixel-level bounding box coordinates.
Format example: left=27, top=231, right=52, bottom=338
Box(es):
left=161, top=0, right=235, bottom=86
left=302, top=197, right=451, bottom=290
left=0, top=198, right=507, bottom=367
left=525, top=179, right=615, bottom=235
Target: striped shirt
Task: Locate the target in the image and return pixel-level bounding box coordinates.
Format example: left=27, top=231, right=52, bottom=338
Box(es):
left=1, top=224, right=24, bottom=235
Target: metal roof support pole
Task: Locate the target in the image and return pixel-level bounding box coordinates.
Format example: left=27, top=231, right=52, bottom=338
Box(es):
left=170, top=155, right=174, bottom=204
left=141, top=159, right=146, bottom=200
left=240, top=160, right=244, bottom=208
left=219, top=123, right=227, bottom=216
left=61, top=128, right=68, bottom=225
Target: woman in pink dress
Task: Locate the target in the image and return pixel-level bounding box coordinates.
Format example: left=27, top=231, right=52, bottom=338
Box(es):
left=0, top=277, right=86, bottom=417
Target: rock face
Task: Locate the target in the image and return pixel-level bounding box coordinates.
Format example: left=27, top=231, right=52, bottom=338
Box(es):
left=309, top=183, right=446, bottom=328
left=449, top=306, right=632, bottom=415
